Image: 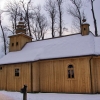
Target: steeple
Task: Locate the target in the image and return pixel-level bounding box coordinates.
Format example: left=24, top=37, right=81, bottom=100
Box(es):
left=81, top=16, right=90, bottom=36
left=16, top=14, right=26, bottom=34
left=9, top=15, right=32, bottom=52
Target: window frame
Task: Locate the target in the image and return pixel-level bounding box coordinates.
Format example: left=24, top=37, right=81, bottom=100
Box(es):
left=16, top=42, right=18, bottom=46
left=84, top=28, right=86, bottom=31
left=15, top=68, right=20, bottom=77
left=12, top=43, right=14, bottom=46
left=0, top=67, right=2, bottom=70
left=67, top=65, right=75, bottom=79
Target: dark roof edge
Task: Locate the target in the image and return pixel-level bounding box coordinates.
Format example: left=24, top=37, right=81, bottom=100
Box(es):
left=0, top=54, right=98, bottom=66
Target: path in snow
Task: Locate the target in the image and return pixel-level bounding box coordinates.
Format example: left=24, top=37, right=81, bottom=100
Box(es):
left=0, top=92, right=14, bottom=100
left=0, top=91, right=100, bottom=100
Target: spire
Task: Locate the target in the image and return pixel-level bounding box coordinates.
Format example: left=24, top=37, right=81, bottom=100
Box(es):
left=20, top=13, right=23, bottom=21
left=82, top=16, right=86, bottom=23
left=16, top=14, right=26, bottom=34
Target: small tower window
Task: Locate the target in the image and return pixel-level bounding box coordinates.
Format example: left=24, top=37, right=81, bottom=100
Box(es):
left=0, top=67, right=2, bottom=70
left=16, top=42, right=18, bottom=46
left=68, top=65, right=74, bottom=78
left=12, top=43, right=14, bottom=46
left=84, top=28, right=86, bottom=30
left=15, top=69, right=19, bottom=77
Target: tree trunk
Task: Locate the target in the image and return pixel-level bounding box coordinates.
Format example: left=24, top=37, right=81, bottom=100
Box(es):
left=26, top=9, right=31, bottom=37
left=59, top=10, right=62, bottom=37
left=91, top=0, right=98, bottom=36
left=0, top=23, right=6, bottom=55
left=52, top=17, right=54, bottom=38
left=74, top=3, right=81, bottom=32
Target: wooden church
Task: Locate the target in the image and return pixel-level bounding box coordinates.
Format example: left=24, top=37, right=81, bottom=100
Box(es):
left=0, top=17, right=100, bottom=94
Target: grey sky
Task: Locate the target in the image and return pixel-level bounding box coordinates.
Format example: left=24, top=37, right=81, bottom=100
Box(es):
left=28, top=0, right=100, bottom=35
left=0, top=0, right=100, bottom=34
left=0, top=0, right=100, bottom=57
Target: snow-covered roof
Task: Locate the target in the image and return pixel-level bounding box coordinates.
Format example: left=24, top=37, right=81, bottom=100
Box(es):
left=0, top=32, right=100, bottom=65
left=82, top=22, right=90, bottom=25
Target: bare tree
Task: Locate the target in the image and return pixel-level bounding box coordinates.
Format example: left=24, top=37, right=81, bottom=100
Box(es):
left=34, top=6, right=48, bottom=40
left=0, top=24, right=7, bottom=55
left=20, top=0, right=32, bottom=36
left=67, top=0, right=85, bottom=33
left=44, top=0, right=57, bottom=38
left=5, top=0, right=21, bottom=34
left=71, top=17, right=80, bottom=33
left=5, top=0, right=35, bottom=37
left=90, top=0, right=98, bottom=36
left=0, top=12, right=7, bottom=55
left=56, top=0, right=63, bottom=36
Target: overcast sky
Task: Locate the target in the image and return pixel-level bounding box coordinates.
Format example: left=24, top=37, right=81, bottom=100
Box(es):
left=0, top=0, right=100, bottom=57
left=0, top=0, right=100, bottom=35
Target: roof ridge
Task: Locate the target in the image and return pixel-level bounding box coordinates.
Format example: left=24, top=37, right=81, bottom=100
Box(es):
left=27, top=33, right=82, bottom=44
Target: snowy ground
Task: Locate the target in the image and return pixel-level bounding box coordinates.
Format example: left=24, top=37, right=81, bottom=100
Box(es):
left=0, top=91, right=100, bottom=100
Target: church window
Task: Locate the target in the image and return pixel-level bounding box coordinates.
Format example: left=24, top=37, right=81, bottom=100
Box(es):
left=0, top=67, right=2, bottom=70
left=15, top=69, right=19, bottom=77
left=16, top=42, right=18, bottom=46
left=12, top=43, right=14, bottom=46
left=68, top=65, right=74, bottom=78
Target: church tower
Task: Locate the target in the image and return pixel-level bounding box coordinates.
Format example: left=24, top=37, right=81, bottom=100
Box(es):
left=9, top=16, right=32, bottom=52
left=81, top=17, right=90, bottom=36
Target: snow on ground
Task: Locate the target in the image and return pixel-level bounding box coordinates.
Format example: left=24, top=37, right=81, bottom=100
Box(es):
left=0, top=91, right=100, bottom=100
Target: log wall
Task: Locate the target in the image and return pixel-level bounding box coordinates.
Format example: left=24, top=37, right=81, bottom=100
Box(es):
left=9, top=34, right=31, bottom=52
left=0, top=65, right=7, bottom=90
left=32, top=62, right=39, bottom=92
left=39, top=57, right=91, bottom=93
left=0, top=63, right=31, bottom=92
left=92, top=57, right=100, bottom=93
left=1, top=56, right=100, bottom=93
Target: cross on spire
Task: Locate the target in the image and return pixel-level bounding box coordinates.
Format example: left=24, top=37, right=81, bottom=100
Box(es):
left=82, top=16, right=86, bottom=23
left=20, top=13, right=23, bottom=21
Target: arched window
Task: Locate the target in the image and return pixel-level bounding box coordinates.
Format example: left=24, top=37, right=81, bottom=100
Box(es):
left=68, top=65, right=74, bottom=78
